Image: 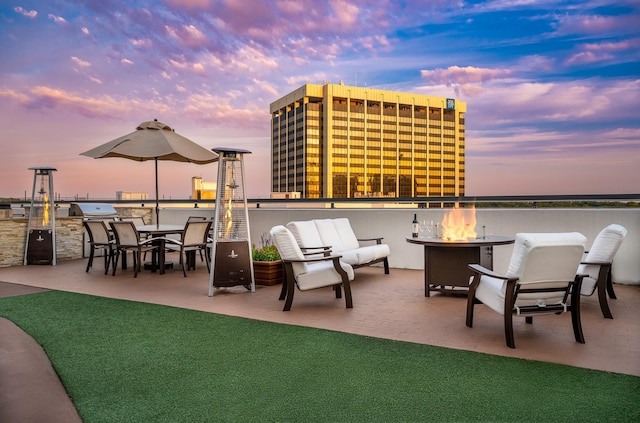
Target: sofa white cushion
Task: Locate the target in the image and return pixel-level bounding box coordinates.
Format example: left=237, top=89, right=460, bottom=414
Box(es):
left=577, top=224, right=627, bottom=296
left=286, top=218, right=390, bottom=269
left=314, top=219, right=347, bottom=253
left=287, top=220, right=324, bottom=249
left=340, top=244, right=390, bottom=266
left=332, top=218, right=361, bottom=251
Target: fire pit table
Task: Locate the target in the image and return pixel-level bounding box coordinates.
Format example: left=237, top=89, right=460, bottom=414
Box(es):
left=406, top=236, right=515, bottom=297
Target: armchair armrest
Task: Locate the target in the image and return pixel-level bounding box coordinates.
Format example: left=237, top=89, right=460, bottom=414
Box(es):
left=580, top=260, right=611, bottom=266
left=162, top=237, right=183, bottom=247
left=139, top=238, right=160, bottom=246
left=300, top=245, right=332, bottom=257
left=468, top=263, right=518, bottom=282
left=283, top=254, right=343, bottom=264
left=358, top=237, right=384, bottom=245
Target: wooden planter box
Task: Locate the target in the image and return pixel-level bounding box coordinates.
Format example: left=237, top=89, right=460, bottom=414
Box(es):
left=253, top=260, right=284, bottom=286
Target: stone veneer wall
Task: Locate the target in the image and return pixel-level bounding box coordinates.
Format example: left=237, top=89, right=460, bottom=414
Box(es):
left=0, top=217, right=84, bottom=267
left=0, top=207, right=153, bottom=267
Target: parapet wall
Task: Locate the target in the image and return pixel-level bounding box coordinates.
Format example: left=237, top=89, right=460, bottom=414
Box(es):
left=0, top=207, right=153, bottom=267
left=0, top=217, right=84, bottom=267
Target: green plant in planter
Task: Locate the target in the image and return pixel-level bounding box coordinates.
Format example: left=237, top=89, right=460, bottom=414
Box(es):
left=252, top=234, right=281, bottom=261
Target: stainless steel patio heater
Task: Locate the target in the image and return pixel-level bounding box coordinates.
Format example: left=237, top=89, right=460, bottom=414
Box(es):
left=24, top=166, right=57, bottom=265
left=208, top=147, right=254, bottom=296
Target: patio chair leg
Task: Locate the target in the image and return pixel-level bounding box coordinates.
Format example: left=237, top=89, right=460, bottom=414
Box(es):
left=283, top=279, right=295, bottom=311
left=181, top=251, right=187, bottom=277
left=204, top=251, right=211, bottom=272
left=605, top=266, right=617, bottom=299
left=133, top=251, right=139, bottom=278
left=571, top=279, right=585, bottom=343
left=86, top=249, right=94, bottom=272
left=343, top=281, right=353, bottom=309
left=104, top=250, right=112, bottom=275
left=598, top=278, right=613, bottom=319
left=111, top=252, right=119, bottom=276
left=504, top=313, right=516, bottom=349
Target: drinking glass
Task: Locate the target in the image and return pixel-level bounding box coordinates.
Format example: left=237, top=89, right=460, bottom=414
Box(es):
left=419, top=220, right=427, bottom=238
left=425, top=220, right=434, bottom=238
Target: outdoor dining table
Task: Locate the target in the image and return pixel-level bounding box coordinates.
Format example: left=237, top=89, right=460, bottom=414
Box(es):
left=136, top=224, right=185, bottom=275
left=406, top=236, right=515, bottom=297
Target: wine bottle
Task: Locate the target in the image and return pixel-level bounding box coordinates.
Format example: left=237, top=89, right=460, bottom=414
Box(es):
left=412, top=213, right=419, bottom=238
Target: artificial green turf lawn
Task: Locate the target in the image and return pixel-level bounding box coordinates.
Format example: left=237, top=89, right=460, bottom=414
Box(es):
left=1, top=291, right=639, bottom=422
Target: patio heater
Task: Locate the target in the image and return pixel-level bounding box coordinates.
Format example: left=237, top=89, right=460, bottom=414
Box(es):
left=208, top=147, right=255, bottom=296
left=24, top=166, right=57, bottom=265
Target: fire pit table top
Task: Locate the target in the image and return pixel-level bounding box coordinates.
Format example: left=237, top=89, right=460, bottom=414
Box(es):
left=405, top=236, right=515, bottom=247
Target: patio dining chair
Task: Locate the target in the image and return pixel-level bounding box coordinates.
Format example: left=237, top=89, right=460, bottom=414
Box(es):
left=164, top=220, right=212, bottom=277
left=109, top=221, right=157, bottom=278
left=577, top=224, right=627, bottom=318
left=186, top=216, right=209, bottom=262
left=466, top=232, right=587, bottom=348
left=83, top=220, right=114, bottom=274
left=270, top=225, right=354, bottom=311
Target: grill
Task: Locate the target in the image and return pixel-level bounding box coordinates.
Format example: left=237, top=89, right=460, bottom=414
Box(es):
left=69, top=203, right=118, bottom=220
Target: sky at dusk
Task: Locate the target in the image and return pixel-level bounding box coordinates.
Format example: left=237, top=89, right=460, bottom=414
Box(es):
left=1, top=0, right=639, bottom=200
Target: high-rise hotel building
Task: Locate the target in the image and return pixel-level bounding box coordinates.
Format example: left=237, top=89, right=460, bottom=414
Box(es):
left=270, top=83, right=466, bottom=199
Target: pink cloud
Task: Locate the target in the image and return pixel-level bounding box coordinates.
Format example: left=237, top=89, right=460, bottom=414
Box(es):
left=165, top=24, right=208, bottom=48
left=161, top=0, right=213, bottom=9
left=14, top=6, right=37, bottom=18
left=421, top=66, right=513, bottom=85
left=47, top=14, right=67, bottom=24
left=565, top=38, right=640, bottom=66
left=26, top=86, right=129, bottom=118
left=555, top=14, right=638, bottom=36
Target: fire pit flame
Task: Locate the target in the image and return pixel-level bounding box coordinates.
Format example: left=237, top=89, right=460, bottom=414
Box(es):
left=441, top=205, right=477, bottom=241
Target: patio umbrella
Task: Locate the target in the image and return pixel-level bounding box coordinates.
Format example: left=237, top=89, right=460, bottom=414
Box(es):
left=80, top=119, right=218, bottom=226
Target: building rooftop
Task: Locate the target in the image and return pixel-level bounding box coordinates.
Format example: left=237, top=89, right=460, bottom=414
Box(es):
left=0, top=258, right=638, bottom=377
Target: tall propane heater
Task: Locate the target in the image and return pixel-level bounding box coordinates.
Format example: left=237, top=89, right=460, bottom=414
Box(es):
left=208, top=148, right=255, bottom=296
left=24, top=166, right=57, bottom=265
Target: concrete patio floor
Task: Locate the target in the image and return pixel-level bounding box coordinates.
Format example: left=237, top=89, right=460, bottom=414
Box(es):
left=0, top=255, right=638, bottom=377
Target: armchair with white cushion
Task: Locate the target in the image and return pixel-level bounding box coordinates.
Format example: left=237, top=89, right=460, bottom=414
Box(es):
left=270, top=225, right=355, bottom=311
left=577, top=224, right=627, bottom=318
left=466, top=232, right=587, bottom=349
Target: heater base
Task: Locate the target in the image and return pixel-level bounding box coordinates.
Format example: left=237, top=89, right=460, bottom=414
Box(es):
left=26, top=230, right=54, bottom=265
left=212, top=240, right=253, bottom=288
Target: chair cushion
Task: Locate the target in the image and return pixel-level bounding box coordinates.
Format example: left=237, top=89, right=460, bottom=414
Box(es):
left=577, top=224, right=627, bottom=296
left=477, top=232, right=587, bottom=313
left=579, top=276, right=598, bottom=296
left=506, top=232, right=587, bottom=278
left=296, top=260, right=354, bottom=291
left=270, top=225, right=307, bottom=275
left=475, top=275, right=507, bottom=315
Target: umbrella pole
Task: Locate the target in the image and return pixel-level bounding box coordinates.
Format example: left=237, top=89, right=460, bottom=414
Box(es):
left=155, top=158, right=160, bottom=228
